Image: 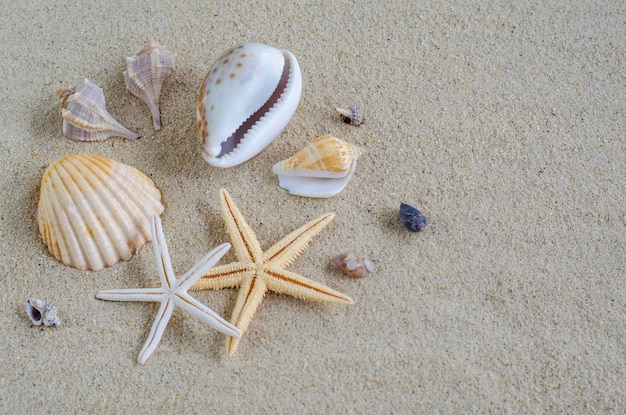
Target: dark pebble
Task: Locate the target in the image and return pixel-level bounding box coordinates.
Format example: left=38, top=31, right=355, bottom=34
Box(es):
left=399, top=202, right=427, bottom=232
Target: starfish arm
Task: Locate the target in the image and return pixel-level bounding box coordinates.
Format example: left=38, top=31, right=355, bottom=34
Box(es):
left=151, top=214, right=177, bottom=289
left=191, top=262, right=250, bottom=291
left=220, top=189, right=264, bottom=263
left=96, top=288, right=165, bottom=302
left=226, top=275, right=269, bottom=356
left=174, top=293, right=241, bottom=338
left=137, top=298, right=175, bottom=364
left=263, top=213, right=335, bottom=269
left=178, top=243, right=231, bottom=291
left=265, top=267, right=354, bottom=304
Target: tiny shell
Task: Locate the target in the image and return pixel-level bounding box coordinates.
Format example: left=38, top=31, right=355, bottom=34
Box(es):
left=58, top=79, right=140, bottom=142
left=332, top=253, right=373, bottom=278
left=272, top=134, right=364, bottom=198
left=124, top=39, right=176, bottom=130
left=198, top=43, right=302, bottom=168
left=27, top=298, right=61, bottom=327
left=38, top=154, right=164, bottom=271
left=336, top=106, right=365, bottom=126
left=399, top=202, right=427, bottom=232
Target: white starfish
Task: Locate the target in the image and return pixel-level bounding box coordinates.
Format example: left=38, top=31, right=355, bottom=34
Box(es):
left=96, top=214, right=241, bottom=364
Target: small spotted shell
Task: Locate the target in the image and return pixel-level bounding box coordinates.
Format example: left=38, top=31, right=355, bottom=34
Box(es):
left=332, top=253, right=373, bottom=278
left=27, top=298, right=61, bottom=327
left=197, top=43, right=302, bottom=168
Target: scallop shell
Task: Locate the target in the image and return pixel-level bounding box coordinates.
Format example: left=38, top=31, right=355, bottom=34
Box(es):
left=197, top=43, right=302, bottom=168
left=37, top=154, right=164, bottom=271
left=272, top=134, right=364, bottom=197
left=58, top=79, right=140, bottom=142
left=27, top=298, right=61, bottom=327
left=124, top=39, right=176, bottom=131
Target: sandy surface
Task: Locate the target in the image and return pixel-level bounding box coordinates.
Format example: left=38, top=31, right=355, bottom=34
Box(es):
left=1, top=1, right=624, bottom=413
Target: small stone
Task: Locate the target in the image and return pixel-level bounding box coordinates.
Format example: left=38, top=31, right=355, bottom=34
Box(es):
left=399, top=202, right=427, bottom=232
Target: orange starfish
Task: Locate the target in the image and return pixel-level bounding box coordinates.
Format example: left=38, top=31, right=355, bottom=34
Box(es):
left=191, top=189, right=353, bottom=356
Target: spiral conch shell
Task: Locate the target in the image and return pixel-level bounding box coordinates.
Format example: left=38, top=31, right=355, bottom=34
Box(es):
left=198, top=43, right=302, bottom=168
left=57, top=79, right=140, bottom=142
left=37, top=154, right=164, bottom=271
left=272, top=134, right=364, bottom=198
left=124, top=39, right=176, bottom=130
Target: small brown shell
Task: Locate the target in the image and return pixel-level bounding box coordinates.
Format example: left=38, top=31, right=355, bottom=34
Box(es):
left=332, top=252, right=373, bottom=278
left=124, top=39, right=176, bottom=130
left=57, top=79, right=140, bottom=142
left=335, top=106, right=365, bottom=126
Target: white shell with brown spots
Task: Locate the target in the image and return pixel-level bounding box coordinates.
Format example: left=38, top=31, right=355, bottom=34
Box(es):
left=197, top=43, right=302, bottom=168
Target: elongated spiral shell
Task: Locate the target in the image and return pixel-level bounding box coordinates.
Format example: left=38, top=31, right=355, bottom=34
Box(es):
left=124, top=39, right=176, bottom=130
left=37, top=154, right=164, bottom=271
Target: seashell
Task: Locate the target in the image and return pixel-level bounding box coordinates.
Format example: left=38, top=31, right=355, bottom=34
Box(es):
left=37, top=154, right=164, bottom=271
left=124, top=39, right=176, bottom=131
left=197, top=43, right=302, bottom=168
left=272, top=134, right=364, bottom=198
left=399, top=202, right=427, bottom=232
left=332, top=253, right=373, bottom=278
left=335, top=106, right=365, bottom=126
left=27, top=298, right=61, bottom=327
left=57, top=79, right=140, bottom=142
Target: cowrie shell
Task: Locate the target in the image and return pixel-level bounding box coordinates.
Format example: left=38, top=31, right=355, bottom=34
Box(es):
left=198, top=43, right=302, bottom=168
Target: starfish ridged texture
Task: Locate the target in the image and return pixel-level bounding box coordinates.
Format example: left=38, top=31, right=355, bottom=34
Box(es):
left=191, top=188, right=354, bottom=356
left=96, top=214, right=242, bottom=364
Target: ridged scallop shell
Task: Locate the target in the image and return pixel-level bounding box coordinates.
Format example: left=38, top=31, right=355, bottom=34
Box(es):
left=124, top=39, right=176, bottom=130
left=197, top=43, right=302, bottom=168
left=272, top=134, right=364, bottom=198
left=58, top=79, right=140, bottom=142
left=37, top=154, right=164, bottom=271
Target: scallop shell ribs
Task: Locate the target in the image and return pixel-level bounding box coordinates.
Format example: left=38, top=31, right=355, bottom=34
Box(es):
left=37, top=154, right=164, bottom=271
left=124, top=39, right=176, bottom=130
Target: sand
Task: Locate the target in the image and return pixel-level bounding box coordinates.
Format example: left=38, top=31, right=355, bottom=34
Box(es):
left=0, top=1, right=624, bottom=413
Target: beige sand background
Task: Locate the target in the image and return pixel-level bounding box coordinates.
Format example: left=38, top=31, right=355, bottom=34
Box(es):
left=1, top=1, right=624, bottom=413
